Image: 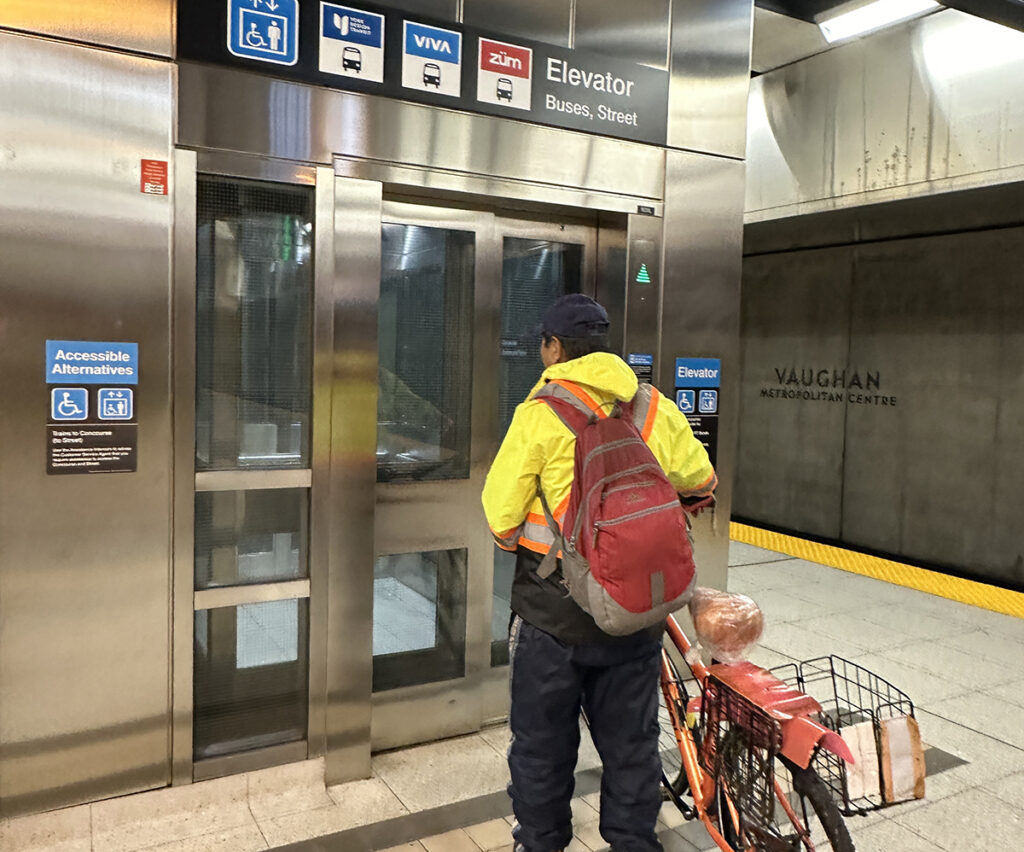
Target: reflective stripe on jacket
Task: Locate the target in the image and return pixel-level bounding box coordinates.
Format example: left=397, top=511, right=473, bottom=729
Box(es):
left=482, top=352, right=717, bottom=556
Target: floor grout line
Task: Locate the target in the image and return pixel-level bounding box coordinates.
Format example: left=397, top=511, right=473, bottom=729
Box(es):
left=916, top=707, right=1024, bottom=754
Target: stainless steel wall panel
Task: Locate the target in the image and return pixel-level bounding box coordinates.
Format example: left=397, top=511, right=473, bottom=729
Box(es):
left=324, top=176, right=382, bottom=786
left=0, top=0, right=174, bottom=57
left=463, top=0, right=572, bottom=46
left=171, top=149, right=198, bottom=786
left=658, top=150, right=745, bottom=592
left=177, top=64, right=666, bottom=204
left=574, top=0, right=670, bottom=69
left=734, top=249, right=851, bottom=537
left=623, top=214, right=664, bottom=366
left=308, top=166, right=338, bottom=759
left=746, top=10, right=1024, bottom=220
left=0, top=33, right=173, bottom=815
left=667, top=0, right=753, bottom=159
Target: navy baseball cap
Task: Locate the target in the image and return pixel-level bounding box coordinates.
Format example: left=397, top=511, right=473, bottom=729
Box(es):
left=539, top=294, right=610, bottom=338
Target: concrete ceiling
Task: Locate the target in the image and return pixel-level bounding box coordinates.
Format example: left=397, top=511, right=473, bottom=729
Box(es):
left=756, top=0, right=1024, bottom=31
left=751, top=0, right=1024, bottom=73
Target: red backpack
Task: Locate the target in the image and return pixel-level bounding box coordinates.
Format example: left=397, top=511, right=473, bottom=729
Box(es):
left=534, top=381, right=698, bottom=635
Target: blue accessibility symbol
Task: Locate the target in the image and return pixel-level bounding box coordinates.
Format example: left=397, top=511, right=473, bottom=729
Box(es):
left=52, top=388, right=88, bottom=421
left=228, top=0, right=299, bottom=66
left=676, top=390, right=695, bottom=414
left=699, top=390, right=718, bottom=414
left=98, top=388, right=134, bottom=421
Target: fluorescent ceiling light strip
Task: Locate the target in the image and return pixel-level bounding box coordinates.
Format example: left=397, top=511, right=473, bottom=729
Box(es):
left=819, top=0, right=941, bottom=43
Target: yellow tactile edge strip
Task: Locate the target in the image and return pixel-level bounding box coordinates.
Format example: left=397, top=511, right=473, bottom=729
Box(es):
left=730, top=521, right=1024, bottom=620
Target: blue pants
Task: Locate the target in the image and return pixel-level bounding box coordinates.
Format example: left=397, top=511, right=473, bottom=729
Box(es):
left=508, top=617, right=664, bottom=852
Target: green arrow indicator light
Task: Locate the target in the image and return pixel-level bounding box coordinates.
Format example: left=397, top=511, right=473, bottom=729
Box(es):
left=636, top=263, right=652, bottom=284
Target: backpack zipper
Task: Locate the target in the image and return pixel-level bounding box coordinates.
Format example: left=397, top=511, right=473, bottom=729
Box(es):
left=602, top=480, right=659, bottom=501
left=592, top=499, right=680, bottom=547
left=573, top=463, right=663, bottom=541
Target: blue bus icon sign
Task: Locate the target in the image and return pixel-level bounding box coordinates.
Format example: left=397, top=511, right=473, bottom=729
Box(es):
left=52, top=388, right=88, bottom=421
left=98, top=388, right=134, bottom=421
left=228, top=0, right=299, bottom=66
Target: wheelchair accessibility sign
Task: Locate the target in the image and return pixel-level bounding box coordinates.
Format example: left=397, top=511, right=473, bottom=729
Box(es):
left=228, top=0, right=299, bottom=66
left=52, top=388, right=88, bottom=421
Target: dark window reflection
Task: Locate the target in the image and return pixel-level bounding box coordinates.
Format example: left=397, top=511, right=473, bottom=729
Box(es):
left=378, top=224, right=474, bottom=482
left=193, top=600, right=309, bottom=760
left=195, top=177, right=314, bottom=471
left=195, top=489, right=308, bottom=590
left=490, top=546, right=517, bottom=667
left=499, top=238, right=583, bottom=437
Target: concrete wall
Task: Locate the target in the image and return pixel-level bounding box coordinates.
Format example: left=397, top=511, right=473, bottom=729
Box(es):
left=737, top=217, right=1024, bottom=587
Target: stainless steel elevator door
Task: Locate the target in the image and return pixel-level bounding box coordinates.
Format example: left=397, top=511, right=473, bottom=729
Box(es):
left=189, top=172, right=318, bottom=778
left=369, top=202, right=596, bottom=747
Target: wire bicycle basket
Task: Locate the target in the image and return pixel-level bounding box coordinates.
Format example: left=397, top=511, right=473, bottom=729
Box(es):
left=699, top=673, right=783, bottom=837
left=772, top=656, right=916, bottom=815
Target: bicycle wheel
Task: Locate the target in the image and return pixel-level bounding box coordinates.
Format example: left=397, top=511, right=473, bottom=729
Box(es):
left=764, top=755, right=855, bottom=851
left=658, top=652, right=691, bottom=801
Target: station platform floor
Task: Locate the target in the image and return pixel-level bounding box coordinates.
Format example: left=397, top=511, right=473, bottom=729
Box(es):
left=4, top=535, right=1024, bottom=851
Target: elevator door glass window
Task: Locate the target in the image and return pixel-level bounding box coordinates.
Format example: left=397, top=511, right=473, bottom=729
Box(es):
left=498, top=238, right=584, bottom=436
left=193, top=175, right=315, bottom=763
left=195, top=179, right=313, bottom=471
left=193, top=600, right=309, bottom=760
left=378, top=224, right=474, bottom=482
left=372, top=549, right=468, bottom=692
left=492, top=236, right=584, bottom=666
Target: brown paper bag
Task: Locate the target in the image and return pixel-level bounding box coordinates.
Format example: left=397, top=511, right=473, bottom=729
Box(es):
left=880, top=715, right=926, bottom=803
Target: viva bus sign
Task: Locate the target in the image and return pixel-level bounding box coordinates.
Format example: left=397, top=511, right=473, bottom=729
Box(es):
left=178, top=0, right=670, bottom=145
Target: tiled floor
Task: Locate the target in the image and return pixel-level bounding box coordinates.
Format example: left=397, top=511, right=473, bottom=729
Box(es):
left=3, top=540, right=1023, bottom=851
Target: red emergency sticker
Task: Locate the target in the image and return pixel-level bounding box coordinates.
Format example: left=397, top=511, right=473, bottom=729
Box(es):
left=140, top=159, right=168, bottom=195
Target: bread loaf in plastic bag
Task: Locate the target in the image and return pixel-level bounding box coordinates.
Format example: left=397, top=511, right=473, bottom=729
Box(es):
left=688, top=587, right=765, bottom=664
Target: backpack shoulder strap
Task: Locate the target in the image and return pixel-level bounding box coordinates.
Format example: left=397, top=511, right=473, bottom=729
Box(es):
left=627, top=382, right=658, bottom=440
left=533, top=380, right=599, bottom=436
left=531, top=380, right=601, bottom=580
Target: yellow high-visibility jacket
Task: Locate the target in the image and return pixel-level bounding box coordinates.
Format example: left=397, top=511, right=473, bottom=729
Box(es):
left=482, top=352, right=717, bottom=555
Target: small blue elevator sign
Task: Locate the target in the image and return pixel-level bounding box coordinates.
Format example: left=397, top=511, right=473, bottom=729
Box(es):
left=228, top=0, right=299, bottom=66
left=674, top=358, right=721, bottom=389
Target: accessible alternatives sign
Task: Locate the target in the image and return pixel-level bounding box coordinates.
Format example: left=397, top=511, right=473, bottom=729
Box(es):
left=177, top=0, right=670, bottom=145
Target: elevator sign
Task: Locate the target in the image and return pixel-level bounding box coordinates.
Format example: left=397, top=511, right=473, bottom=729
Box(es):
left=46, top=341, right=139, bottom=385
left=675, top=357, right=720, bottom=466
left=675, top=358, right=721, bottom=389
left=228, top=0, right=299, bottom=66
left=477, top=38, right=532, bottom=111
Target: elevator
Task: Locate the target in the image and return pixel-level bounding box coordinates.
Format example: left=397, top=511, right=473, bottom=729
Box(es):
left=170, top=125, right=649, bottom=783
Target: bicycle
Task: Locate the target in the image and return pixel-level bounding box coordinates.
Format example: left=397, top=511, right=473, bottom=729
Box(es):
left=657, top=613, right=857, bottom=851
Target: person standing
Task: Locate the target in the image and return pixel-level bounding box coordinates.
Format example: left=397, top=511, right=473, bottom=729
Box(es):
left=482, top=294, right=717, bottom=852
